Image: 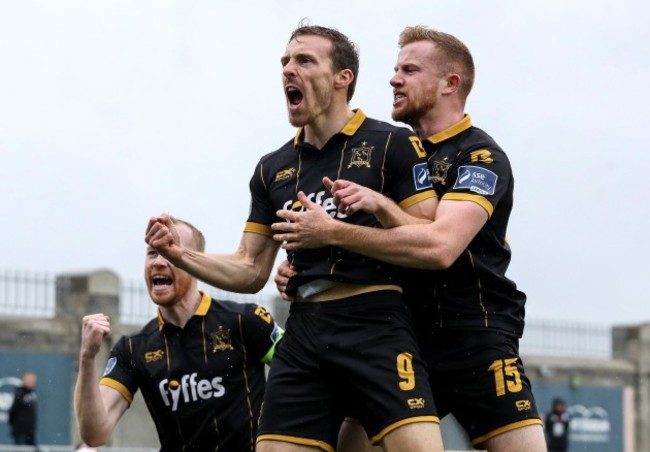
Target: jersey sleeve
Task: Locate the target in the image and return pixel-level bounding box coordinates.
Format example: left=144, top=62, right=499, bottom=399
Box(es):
left=443, top=145, right=512, bottom=217
left=244, top=158, right=275, bottom=237
left=98, top=335, right=138, bottom=404
left=241, top=303, right=284, bottom=364
left=384, top=128, right=435, bottom=209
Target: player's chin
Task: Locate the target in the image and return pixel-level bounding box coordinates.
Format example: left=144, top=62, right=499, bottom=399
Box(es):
left=391, top=107, right=408, bottom=123
left=149, top=290, right=176, bottom=307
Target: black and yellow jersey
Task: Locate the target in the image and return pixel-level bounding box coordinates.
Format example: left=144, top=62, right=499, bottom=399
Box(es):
left=99, top=292, right=283, bottom=451
left=246, top=109, right=434, bottom=296
left=407, top=115, right=527, bottom=339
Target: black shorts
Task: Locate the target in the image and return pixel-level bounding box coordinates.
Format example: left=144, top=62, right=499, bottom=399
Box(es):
left=421, top=330, right=542, bottom=446
left=257, top=291, right=438, bottom=451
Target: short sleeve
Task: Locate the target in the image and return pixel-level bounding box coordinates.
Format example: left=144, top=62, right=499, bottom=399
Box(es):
left=245, top=159, right=275, bottom=236
left=240, top=304, right=284, bottom=364
left=384, top=128, right=435, bottom=208
left=99, top=336, right=138, bottom=404
left=444, top=146, right=512, bottom=217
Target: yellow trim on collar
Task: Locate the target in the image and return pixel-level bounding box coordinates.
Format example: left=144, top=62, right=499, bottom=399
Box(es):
left=340, top=109, right=366, bottom=136
left=157, top=309, right=165, bottom=330
left=426, top=114, right=473, bottom=144
left=293, top=109, right=367, bottom=145
left=157, top=291, right=212, bottom=330
left=194, top=291, right=211, bottom=316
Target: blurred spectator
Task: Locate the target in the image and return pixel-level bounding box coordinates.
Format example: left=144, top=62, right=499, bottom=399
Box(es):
left=545, top=398, right=570, bottom=452
left=8, top=371, right=38, bottom=448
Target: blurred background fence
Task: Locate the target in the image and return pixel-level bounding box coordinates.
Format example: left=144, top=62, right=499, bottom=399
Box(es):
left=0, top=268, right=613, bottom=359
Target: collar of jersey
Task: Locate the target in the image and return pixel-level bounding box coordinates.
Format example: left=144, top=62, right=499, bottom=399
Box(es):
left=293, top=108, right=366, bottom=147
left=425, top=114, right=473, bottom=144
left=157, top=291, right=212, bottom=330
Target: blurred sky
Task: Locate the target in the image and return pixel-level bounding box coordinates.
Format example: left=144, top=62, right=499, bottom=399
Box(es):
left=1, top=0, right=648, bottom=327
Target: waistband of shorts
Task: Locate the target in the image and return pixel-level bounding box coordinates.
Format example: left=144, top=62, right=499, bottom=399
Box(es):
left=295, top=281, right=401, bottom=302
left=290, top=289, right=404, bottom=313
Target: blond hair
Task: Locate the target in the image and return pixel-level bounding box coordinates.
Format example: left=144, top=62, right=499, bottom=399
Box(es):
left=399, top=26, right=475, bottom=100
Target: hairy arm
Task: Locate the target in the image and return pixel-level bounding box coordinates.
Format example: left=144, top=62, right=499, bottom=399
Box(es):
left=145, top=215, right=280, bottom=293
left=74, top=314, right=128, bottom=447
left=274, top=194, right=487, bottom=270
left=325, top=176, right=436, bottom=227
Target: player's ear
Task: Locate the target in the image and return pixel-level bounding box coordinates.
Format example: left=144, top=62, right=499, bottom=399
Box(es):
left=443, top=73, right=461, bottom=94
left=334, top=68, right=354, bottom=91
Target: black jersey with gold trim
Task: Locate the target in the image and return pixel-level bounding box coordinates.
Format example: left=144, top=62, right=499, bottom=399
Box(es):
left=407, top=115, right=527, bottom=339
left=246, top=109, right=434, bottom=296
left=99, top=292, right=283, bottom=452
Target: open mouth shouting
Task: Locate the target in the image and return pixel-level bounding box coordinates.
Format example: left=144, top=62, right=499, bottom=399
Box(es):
left=152, top=274, right=173, bottom=286
left=285, top=85, right=304, bottom=111
left=150, top=274, right=174, bottom=295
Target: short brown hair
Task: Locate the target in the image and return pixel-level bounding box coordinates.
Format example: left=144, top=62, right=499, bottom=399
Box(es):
left=289, top=19, right=360, bottom=102
left=399, top=26, right=475, bottom=100
left=170, top=217, right=206, bottom=252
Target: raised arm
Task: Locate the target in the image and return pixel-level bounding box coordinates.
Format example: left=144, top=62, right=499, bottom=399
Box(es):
left=145, top=215, right=280, bottom=293
left=74, top=314, right=129, bottom=447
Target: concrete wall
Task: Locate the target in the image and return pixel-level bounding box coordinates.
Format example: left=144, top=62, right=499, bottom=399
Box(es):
left=0, top=270, right=157, bottom=449
left=0, top=271, right=648, bottom=451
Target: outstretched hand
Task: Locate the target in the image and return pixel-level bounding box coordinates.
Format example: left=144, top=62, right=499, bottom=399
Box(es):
left=144, top=214, right=183, bottom=262
left=272, top=191, right=335, bottom=250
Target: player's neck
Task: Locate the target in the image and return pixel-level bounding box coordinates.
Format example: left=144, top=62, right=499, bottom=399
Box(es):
left=413, top=107, right=465, bottom=141
left=303, top=103, right=354, bottom=150
left=160, top=290, right=202, bottom=328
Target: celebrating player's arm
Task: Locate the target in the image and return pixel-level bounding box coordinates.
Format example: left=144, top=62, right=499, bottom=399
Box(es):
left=272, top=179, right=487, bottom=271
left=324, top=176, right=437, bottom=228
left=145, top=214, right=280, bottom=294
left=74, top=314, right=128, bottom=447
left=272, top=174, right=439, bottom=300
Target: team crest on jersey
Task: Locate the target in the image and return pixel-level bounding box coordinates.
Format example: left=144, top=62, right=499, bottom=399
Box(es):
left=275, top=168, right=296, bottom=182
left=145, top=349, right=164, bottom=363
left=211, top=326, right=234, bottom=353
left=348, top=142, right=373, bottom=168
left=431, top=158, right=452, bottom=184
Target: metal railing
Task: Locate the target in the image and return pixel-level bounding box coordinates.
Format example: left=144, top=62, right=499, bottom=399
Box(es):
left=0, top=269, right=55, bottom=317
left=520, top=318, right=612, bottom=358
left=0, top=268, right=614, bottom=359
